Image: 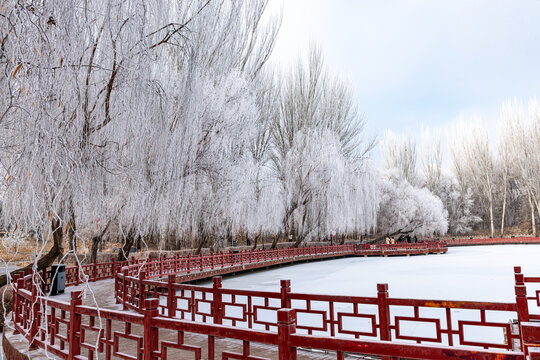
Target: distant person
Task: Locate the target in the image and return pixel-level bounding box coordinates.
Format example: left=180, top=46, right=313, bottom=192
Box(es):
left=391, top=237, right=395, bottom=244
left=413, top=235, right=418, bottom=243
left=385, top=236, right=390, bottom=244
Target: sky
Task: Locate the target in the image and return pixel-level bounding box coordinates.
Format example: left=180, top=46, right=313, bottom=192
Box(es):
left=267, top=0, right=540, bottom=161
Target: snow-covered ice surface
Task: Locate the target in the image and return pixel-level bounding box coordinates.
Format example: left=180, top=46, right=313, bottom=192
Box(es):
left=205, top=245, right=540, bottom=302
left=197, top=245, right=540, bottom=350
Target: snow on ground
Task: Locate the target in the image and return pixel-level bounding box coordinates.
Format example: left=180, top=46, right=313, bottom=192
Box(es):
left=0, top=265, right=19, bottom=276
left=205, top=245, right=540, bottom=302
left=197, top=245, right=540, bottom=349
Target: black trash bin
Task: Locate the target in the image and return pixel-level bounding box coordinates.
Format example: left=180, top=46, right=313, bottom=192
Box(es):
left=50, top=264, right=66, bottom=296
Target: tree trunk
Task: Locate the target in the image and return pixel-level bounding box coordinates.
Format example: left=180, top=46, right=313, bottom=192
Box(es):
left=500, top=173, right=507, bottom=236
left=67, top=201, right=77, bottom=253
left=226, top=224, right=233, bottom=247
left=251, top=233, right=261, bottom=250
left=271, top=231, right=281, bottom=249
left=488, top=196, right=495, bottom=238
left=529, top=191, right=537, bottom=236
left=0, top=219, right=64, bottom=289
left=91, top=236, right=100, bottom=263
left=117, top=229, right=135, bottom=261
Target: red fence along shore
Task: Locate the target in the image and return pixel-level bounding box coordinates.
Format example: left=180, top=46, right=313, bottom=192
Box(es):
left=8, top=240, right=540, bottom=359
left=442, top=236, right=540, bottom=246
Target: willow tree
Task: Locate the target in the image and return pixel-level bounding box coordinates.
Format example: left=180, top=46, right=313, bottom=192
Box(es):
left=0, top=0, right=217, bottom=285
left=271, top=47, right=377, bottom=246
left=382, top=131, right=418, bottom=186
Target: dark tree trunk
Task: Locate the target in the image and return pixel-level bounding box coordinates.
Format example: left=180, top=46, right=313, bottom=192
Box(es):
left=67, top=201, right=77, bottom=253
left=271, top=231, right=281, bottom=249
left=117, top=229, right=136, bottom=261
left=195, top=233, right=207, bottom=255
left=91, top=236, right=100, bottom=263
left=251, top=233, right=261, bottom=250
left=0, top=219, right=64, bottom=289
left=226, top=224, right=233, bottom=247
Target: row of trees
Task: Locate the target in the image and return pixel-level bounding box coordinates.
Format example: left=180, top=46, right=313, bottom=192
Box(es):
left=383, top=99, right=540, bottom=238
left=0, top=0, right=394, bottom=280
left=6, top=0, right=527, bottom=281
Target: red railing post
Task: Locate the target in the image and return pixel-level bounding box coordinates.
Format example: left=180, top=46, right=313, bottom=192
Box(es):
left=74, top=263, right=80, bottom=285
left=167, top=274, right=175, bottom=317
left=111, top=258, right=116, bottom=278
left=213, top=277, right=223, bottom=324
left=68, top=290, right=82, bottom=359
left=515, top=266, right=530, bottom=322
left=143, top=298, right=159, bottom=360
left=114, top=270, right=120, bottom=304
left=277, top=309, right=297, bottom=360
left=187, top=254, right=191, bottom=274
left=29, top=270, right=39, bottom=348
left=13, top=278, right=24, bottom=334
left=122, top=269, right=128, bottom=310
left=12, top=274, right=19, bottom=327
left=160, top=255, right=164, bottom=277
left=515, top=266, right=531, bottom=354
left=200, top=253, right=204, bottom=272
left=139, top=270, right=147, bottom=312
left=281, top=279, right=291, bottom=308
left=377, top=283, right=395, bottom=360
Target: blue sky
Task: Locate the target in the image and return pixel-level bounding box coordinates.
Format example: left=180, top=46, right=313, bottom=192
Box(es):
left=269, top=0, right=540, bottom=158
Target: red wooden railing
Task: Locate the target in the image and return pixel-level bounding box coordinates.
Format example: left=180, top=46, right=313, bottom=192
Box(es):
left=442, top=236, right=540, bottom=246
left=9, top=240, right=540, bottom=359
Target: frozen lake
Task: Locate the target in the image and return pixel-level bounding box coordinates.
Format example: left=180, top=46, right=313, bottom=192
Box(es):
left=204, top=244, right=540, bottom=302
left=195, top=244, right=540, bottom=350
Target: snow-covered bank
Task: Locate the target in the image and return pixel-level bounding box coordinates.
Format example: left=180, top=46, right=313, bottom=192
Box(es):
left=206, top=245, right=540, bottom=302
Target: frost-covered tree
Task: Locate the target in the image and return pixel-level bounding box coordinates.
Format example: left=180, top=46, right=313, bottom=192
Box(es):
left=280, top=129, right=378, bottom=245
left=421, top=128, right=442, bottom=194
left=418, top=128, right=480, bottom=235
left=498, top=100, right=540, bottom=236
left=450, top=120, right=496, bottom=237
left=382, top=131, right=418, bottom=185
left=379, top=130, right=447, bottom=237
left=435, top=172, right=481, bottom=234
left=378, top=171, right=448, bottom=237
left=498, top=102, right=519, bottom=236
left=271, top=47, right=377, bottom=246
left=0, top=0, right=197, bottom=279
left=0, top=0, right=282, bottom=281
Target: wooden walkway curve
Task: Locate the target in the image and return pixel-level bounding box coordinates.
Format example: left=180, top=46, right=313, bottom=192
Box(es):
left=4, top=238, right=540, bottom=360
